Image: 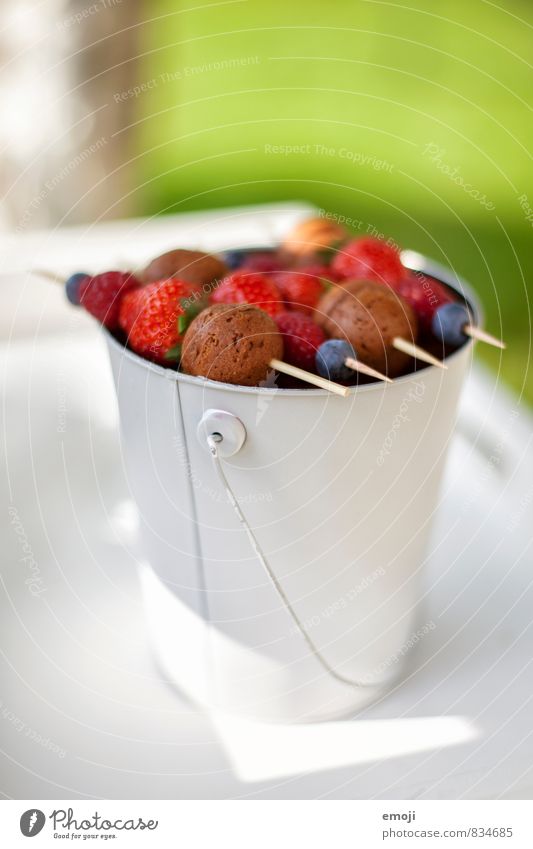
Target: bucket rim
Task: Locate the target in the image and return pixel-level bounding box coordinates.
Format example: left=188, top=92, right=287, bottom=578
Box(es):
left=104, top=251, right=481, bottom=397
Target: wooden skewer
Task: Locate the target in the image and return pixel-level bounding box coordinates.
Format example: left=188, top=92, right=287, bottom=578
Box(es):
left=393, top=336, right=448, bottom=370
left=269, top=358, right=350, bottom=397
left=464, top=325, right=506, bottom=349
left=32, top=269, right=66, bottom=284
left=344, top=357, right=393, bottom=383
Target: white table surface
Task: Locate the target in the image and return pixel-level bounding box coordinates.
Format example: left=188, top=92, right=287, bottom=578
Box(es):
left=1, top=203, right=532, bottom=800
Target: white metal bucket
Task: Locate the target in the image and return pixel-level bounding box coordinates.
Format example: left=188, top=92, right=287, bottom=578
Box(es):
left=105, top=253, right=477, bottom=722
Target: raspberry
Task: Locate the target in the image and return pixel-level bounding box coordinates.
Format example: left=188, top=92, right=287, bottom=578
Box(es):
left=210, top=272, right=284, bottom=316
left=295, top=263, right=342, bottom=284
left=119, top=277, right=198, bottom=364
left=332, top=236, right=407, bottom=285
left=240, top=251, right=283, bottom=273
left=394, top=273, right=454, bottom=331
left=272, top=270, right=325, bottom=314
left=274, top=310, right=326, bottom=371
left=79, top=270, right=140, bottom=329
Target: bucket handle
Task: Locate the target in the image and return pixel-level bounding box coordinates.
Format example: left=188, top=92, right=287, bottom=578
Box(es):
left=206, top=432, right=372, bottom=690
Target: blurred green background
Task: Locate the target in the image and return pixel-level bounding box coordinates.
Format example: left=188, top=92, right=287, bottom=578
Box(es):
left=134, top=0, right=532, bottom=400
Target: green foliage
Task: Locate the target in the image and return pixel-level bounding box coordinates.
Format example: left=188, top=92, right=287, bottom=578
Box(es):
left=136, top=0, right=533, bottom=400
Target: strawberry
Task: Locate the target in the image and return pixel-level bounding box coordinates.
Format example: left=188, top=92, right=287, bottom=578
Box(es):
left=210, top=272, right=284, bottom=316
left=331, top=236, right=407, bottom=286
left=272, top=270, right=325, bottom=314
left=394, top=273, right=454, bottom=331
left=274, top=311, right=326, bottom=371
left=118, top=277, right=199, bottom=364
left=78, top=270, right=140, bottom=329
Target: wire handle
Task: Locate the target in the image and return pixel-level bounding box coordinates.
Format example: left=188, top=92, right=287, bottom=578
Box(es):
left=206, top=433, right=371, bottom=689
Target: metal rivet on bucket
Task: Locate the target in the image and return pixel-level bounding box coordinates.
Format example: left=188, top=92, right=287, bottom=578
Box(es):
left=196, top=408, right=246, bottom=457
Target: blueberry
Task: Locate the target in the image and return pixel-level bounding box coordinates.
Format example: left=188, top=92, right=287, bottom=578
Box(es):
left=221, top=247, right=275, bottom=270
left=432, top=302, right=470, bottom=346
left=316, top=339, right=356, bottom=381
left=220, top=250, right=243, bottom=270
left=65, top=272, right=89, bottom=305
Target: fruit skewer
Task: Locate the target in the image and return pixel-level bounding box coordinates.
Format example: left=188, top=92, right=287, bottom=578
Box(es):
left=301, top=229, right=506, bottom=352
left=35, top=270, right=352, bottom=397
left=179, top=303, right=352, bottom=397
left=273, top=309, right=390, bottom=387
left=432, top=303, right=505, bottom=350
left=317, top=279, right=449, bottom=377
left=215, top=273, right=449, bottom=373
left=316, top=340, right=392, bottom=384
left=213, top=271, right=397, bottom=383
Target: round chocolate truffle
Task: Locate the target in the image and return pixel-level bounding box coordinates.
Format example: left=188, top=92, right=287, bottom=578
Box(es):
left=141, top=249, right=228, bottom=289
left=316, top=279, right=418, bottom=377
left=181, top=304, right=283, bottom=386
left=282, top=216, right=347, bottom=258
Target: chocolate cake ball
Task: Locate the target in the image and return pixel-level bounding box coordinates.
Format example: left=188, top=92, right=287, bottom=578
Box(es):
left=181, top=304, right=283, bottom=386
left=316, top=280, right=418, bottom=377
left=141, top=249, right=228, bottom=288
left=282, top=216, right=347, bottom=258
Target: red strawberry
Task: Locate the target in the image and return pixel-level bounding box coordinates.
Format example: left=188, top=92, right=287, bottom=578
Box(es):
left=394, top=273, right=454, bottom=331
left=272, top=270, right=325, bottom=314
left=274, top=311, right=326, bottom=371
left=210, top=272, right=283, bottom=316
left=332, top=236, right=407, bottom=286
left=119, top=277, right=199, bottom=364
left=79, top=270, right=140, bottom=329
